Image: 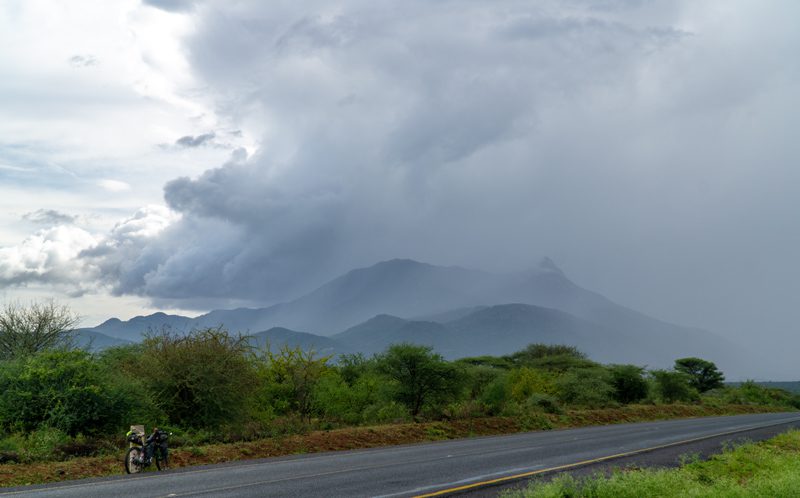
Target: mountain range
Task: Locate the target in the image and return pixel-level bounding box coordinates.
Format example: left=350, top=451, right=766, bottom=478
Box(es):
left=75, top=258, right=743, bottom=371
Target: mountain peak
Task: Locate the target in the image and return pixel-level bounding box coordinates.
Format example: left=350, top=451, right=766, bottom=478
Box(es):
left=371, top=258, right=432, bottom=270
left=538, top=257, right=565, bottom=276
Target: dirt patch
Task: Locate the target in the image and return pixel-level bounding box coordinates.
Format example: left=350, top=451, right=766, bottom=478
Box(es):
left=0, top=404, right=788, bottom=488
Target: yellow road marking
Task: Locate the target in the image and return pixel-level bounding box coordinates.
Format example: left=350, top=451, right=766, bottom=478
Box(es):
left=413, top=418, right=800, bottom=497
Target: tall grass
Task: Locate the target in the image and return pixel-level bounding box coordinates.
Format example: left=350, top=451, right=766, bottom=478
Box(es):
left=504, top=430, right=800, bottom=498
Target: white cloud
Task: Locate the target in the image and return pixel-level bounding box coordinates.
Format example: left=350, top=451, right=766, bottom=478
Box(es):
left=97, top=179, right=132, bottom=192
left=0, top=225, right=98, bottom=287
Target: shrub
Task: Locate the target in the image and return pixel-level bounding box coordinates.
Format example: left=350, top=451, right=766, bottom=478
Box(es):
left=460, top=364, right=504, bottom=400
left=554, top=368, right=615, bottom=408
left=362, top=400, right=410, bottom=424
left=506, top=344, right=598, bottom=372
left=608, top=364, right=649, bottom=404
left=480, top=374, right=511, bottom=415
left=259, top=345, right=332, bottom=420
left=0, top=350, right=138, bottom=435
left=651, top=369, right=699, bottom=403
left=715, top=381, right=800, bottom=408
left=138, top=328, right=259, bottom=429
left=509, top=368, right=558, bottom=402
left=525, top=393, right=563, bottom=414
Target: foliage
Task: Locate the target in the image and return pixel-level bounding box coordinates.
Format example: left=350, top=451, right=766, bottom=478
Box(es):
left=456, top=355, right=514, bottom=370
left=650, top=369, right=698, bottom=403
left=337, top=353, right=373, bottom=385
left=554, top=368, right=615, bottom=408
left=708, top=381, right=800, bottom=409
left=0, top=301, right=79, bottom=360
left=508, top=368, right=558, bottom=402
left=374, top=343, right=460, bottom=418
left=608, top=364, right=649, bottom=404
left=480, top=373, right=512, bottom=415
left=674, top=357, right=725, bottom=393
left=0, top=350, right=138, bottom=435
left=503, top=430, right=800, bottom=498
left=259, top=345, right=332, bottom=420
left=138, top=328, right=258, bottom=428
left=4, top=332, right=798, bottom=469
left=506, top=344, right=598, bottom=372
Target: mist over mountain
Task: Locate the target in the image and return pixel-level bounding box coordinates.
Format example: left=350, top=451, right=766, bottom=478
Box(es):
left=75, top=258, right=749, bottom=374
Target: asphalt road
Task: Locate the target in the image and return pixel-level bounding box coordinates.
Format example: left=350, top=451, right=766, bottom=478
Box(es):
left=3, top=412, right=799, bottom=498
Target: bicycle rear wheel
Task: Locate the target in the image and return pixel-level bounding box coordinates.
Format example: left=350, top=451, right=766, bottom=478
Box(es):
left=125, top=447, right=144, bottom=474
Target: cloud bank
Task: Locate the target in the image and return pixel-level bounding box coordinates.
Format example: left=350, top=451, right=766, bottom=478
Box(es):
left=3, top=1, right=800, bottom=371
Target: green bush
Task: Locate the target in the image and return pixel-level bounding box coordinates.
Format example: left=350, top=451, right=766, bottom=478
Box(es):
left=138, top=328, right=259, bottom=429
left=361, top=400, right=411, bottom=424
left=711, top=381, right=800, bottom=408
left=507, top=344, right=598, bottom=372
left=508, top=368, right=558, bottom=402
left=312, top=371, right=393, bottom=424
left=650, top=369, right=698, bottom=403
left=0, top=350, right=138, bottom=435
left=525, top=393, right=562, bottom=414
left=554, top=368, right=615, bottom=408
left=608, top=364, right=649, bottom=404
left=480, top=373, right=511, bottom=415
left=258, top=345, right=332, bottom=420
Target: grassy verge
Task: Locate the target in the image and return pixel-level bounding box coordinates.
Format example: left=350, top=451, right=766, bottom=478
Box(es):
left=0, top=403, right=790, bottom=488
left=503, top=429, right=800, bottom=498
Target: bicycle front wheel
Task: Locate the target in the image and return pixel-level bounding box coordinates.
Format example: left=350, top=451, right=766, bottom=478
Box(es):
left=155, top=451, right=169, bottom=471
left=125, top=447, right=143, bottom=474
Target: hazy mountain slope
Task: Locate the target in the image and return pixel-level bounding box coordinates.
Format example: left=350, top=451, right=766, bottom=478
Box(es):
left=443, top=303, right=627, bottom=360
left=75, top=329, right=133, bottom=351
left=248, top=327, right=342, bottom=355
left=412, top=306, right=488, bottom=323
left=194, top=259, right=496, bottom=334
left=333, top=315, right=450, bottom=356
left=76, top=258, right=745, bottom=372
left=330, top=304, right=634, bottom=362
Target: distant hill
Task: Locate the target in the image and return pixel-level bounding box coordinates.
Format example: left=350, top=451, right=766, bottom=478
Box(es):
left=76, top=311, right=195, bottom=342
left=333, top=304, right=639, bottom=363
left=75, top=329, right=132, bottom=351
left=334, top=314, right=450, bottom=356
left=248, top=327, right=342, bottom=356
left=75, top=258, right=746, bottom=371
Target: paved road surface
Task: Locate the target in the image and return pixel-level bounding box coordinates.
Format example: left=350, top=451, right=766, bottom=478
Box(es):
left=3, top=412, right=799, bottom=498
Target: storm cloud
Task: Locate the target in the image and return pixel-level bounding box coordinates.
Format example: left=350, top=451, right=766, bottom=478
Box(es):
left=7, top=0, right=799, bottom=372
left=175, top=132, right=216, bottom=148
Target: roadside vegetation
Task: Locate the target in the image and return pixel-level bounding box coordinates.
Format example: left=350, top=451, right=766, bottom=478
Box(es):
left=503, top=429, right=800, bottom=498
left=0, top=301, right=798, bottom=485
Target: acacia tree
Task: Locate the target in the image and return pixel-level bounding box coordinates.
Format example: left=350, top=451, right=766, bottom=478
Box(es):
left=674, top=357, right=725, bottom=393
left=375, top=343, right=459, bottom=419
left=0, top=300, right=79, bottom=360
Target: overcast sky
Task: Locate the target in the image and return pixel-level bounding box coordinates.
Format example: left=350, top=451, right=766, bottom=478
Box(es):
left=1, top=0, right=798, bottom=375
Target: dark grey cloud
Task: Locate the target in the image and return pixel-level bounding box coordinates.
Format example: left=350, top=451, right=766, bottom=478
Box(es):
left=22, top=209, right=76, bottom=226
left=175, top=132, right=216, bottom=148
left=84, top=0, right=800, bottom=376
